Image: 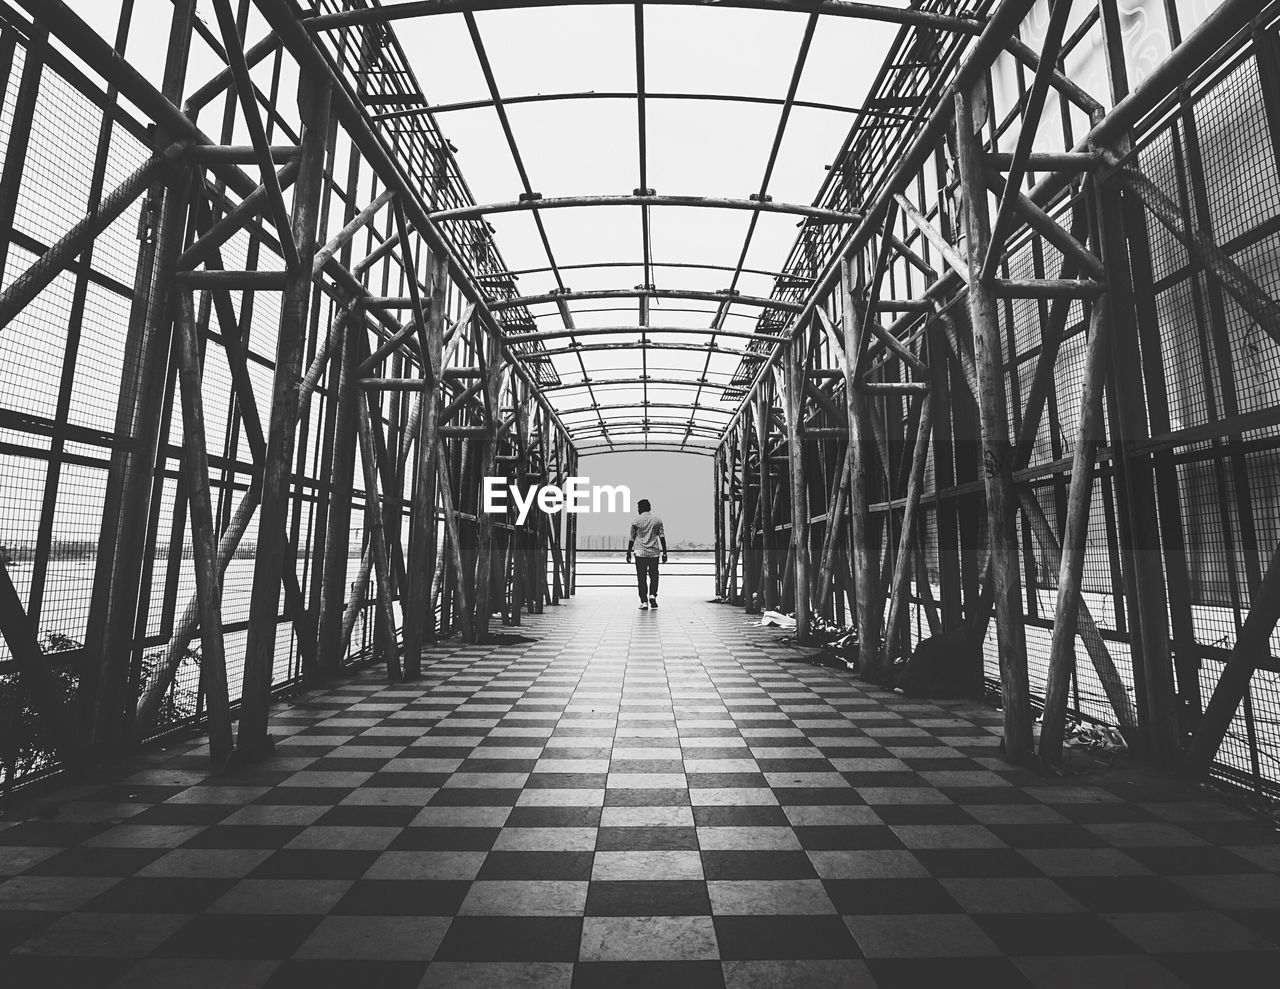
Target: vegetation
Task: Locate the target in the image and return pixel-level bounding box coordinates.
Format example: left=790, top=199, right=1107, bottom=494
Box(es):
left=0, top=632, right=202, bottom=787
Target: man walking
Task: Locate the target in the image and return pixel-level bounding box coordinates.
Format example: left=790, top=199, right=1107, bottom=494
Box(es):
left=626, top=498, right=667, bottom=610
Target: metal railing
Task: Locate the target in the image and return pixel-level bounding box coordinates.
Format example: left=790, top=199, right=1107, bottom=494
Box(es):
left=570, top=548, right=717, bottom=591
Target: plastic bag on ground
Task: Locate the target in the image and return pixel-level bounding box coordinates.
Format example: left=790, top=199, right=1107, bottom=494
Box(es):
left=759, top=610, right=796, bottom=629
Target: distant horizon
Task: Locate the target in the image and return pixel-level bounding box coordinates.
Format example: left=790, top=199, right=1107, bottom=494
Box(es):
left=573, top=452, right=712, bottom=547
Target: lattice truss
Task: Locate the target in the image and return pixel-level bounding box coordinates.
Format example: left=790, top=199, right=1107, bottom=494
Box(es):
left=1, top=0, right=1279, bottom=812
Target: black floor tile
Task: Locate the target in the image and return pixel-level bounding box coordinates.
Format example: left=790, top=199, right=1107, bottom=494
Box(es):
left=913, top=848, right=1041, bottom=878
left=84, top=876, right=235, bottom=914
left=700, top=850, right=819, bottom=881
left=0, top=955, right=132, bottom=988
left=154, top=913, right=320, bottom=959
left=26, top=846, right=165, bottom=877
left=584, top=880, right=712, bottom=916
left=254, top=788, right=356, bottom=806
left=126, top=803, right=237, bottom=825
left=434, top=916, right=583, bottom=961
left=334, top=879, right=470, bottom=915
left=506, top=806, right=603, bottom=828
left=1125, top=846, right=1259, bottom=875
left=317, top=805, right=421, bottom=827
left=0, top=822, right=108, bottom=847
left=988, top=824, right=1110, bottom=849
left=976, top=911, right=1140, bottom=954
left=476, top=851, right=595, bottom=880
left=823, top=878, right=962, bottom=914
left=596, top=827, right=699, bottom=851
left=872, top=804, right=973, bottom=825
left=771, top=787, right=865, bottom=806
left=1155, top=952, right=1279, bottom=989
left=794, top=825, right=905, bottom=851
left=692, top=805, right=790, bottom=827
left=249, top=850, right=380, bottom=880
left=266, top=952, right=423, bottom=984
left=869, top=956, right=1032, bottom=988
left=1055, top=876, right=1209, bottom=913
left=714, top=915, right=861, bottom=959
left=427, top=789, right=524, bottom=806
left=390, top=828, right=499, bottom=851
left=182, top=825, right=305, bottom=849
left=0, top=911, right=58, bottom=952
left=367, top=772, right=451, bottom=788
left=572, top=961, right=725, bottom=989
left=604, top=789, right=690, bottom=807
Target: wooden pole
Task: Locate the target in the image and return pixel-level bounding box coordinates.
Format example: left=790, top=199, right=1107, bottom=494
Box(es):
left=714, top=448, right=726, bottom=599
left=472, top=335, right=503, bottom=640
left=171, top=290, right=232, bottom=764
left=784, top=339, right=811, bottom=642
left=236, top=69, right=331, bottom=759
left=817, top=440, right=853, bottom=612
left=1037, top=300, right=1118, bottom=766
left=318, top=310, right=359, bottom=677
left=355, top=395, right=403, bottom=681
left=435, top=437, right=474, bottom=641
left=1018, top=485, right=1138, bottom=732
left=883, top=393, right=934, bottom=662
left=955, top=83, right=1033, bottom=765
left=740, top=408, right=759, bottom=612
left=841, top=258, right=880, bottom=679
left=756, top=388, right=778, bottom=611
left=403, top=252, right=447, bottom=674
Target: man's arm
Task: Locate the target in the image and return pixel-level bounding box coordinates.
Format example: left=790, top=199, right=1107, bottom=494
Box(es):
left=658, top=522, right=667, bottom=563
left=625, top=522, right=637, bottom=562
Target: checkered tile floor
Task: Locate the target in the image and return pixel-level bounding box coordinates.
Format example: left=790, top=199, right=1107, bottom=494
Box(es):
left=3, top=593, right=1279, bottom=988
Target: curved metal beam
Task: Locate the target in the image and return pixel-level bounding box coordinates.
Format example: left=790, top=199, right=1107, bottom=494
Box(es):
left=558, top=401, right=737, bottom=418
left=506, top=325, right=787, bottom=344
left=375, top=90, right=864, bottom=121
left=491, top=287, right=801, bottom=313
left=432, top=194, right=859, bottom=226
left=532, top=341, right=755, bottom=358
left=578, top=419, right=726, bottom=436
left=501, top=259, right=812, bottom=283
left=542, top=376, right=743, bottom=392
left=575, top=443, right=719, bottom=457
left=307, top=1, right=986, bottom=36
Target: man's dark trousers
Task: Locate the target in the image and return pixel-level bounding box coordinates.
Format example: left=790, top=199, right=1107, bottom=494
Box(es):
left=635, top=556, right=659, bottom=599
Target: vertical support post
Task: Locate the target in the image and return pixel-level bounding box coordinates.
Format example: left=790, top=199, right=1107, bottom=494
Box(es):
left=1038, top=302, right=1111, bottom=766
left=318, top=308, right=358, bottom=678
left=784, top=338, right=810, bottom=642
left=841, top=259, right=879, bottom=679
left=404, top=251, right=447, bottom=674
left=436, top=437, right=474, bottom=642
left=740, top=410, right=758, bottom=612
left=955, top=83, right=1033, bottom=765
left=472, top=337, right=501, bottom=641
left=883, top=393, right=934, bottom=662
left=236, top=67, right=332, bottom=759
left=756, top=387, right=777, bottom=611
left=356, top=395, right=403, bottom=682
left=1097, top=182, right=1181, bottom=768
left=173, top=290, right=232, bottom=764
left=714, top=448, right=725, bottom=599
left=84, top=2, right=197, bottom=760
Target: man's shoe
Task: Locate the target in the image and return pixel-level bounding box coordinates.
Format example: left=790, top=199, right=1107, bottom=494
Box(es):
left=639, top=601, right=649, bottom=610
left=649, top=597, right=658, bottom=608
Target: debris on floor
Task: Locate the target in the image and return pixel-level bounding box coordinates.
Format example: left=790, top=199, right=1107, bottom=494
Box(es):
left=759, top=610, right=796, bottom=629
